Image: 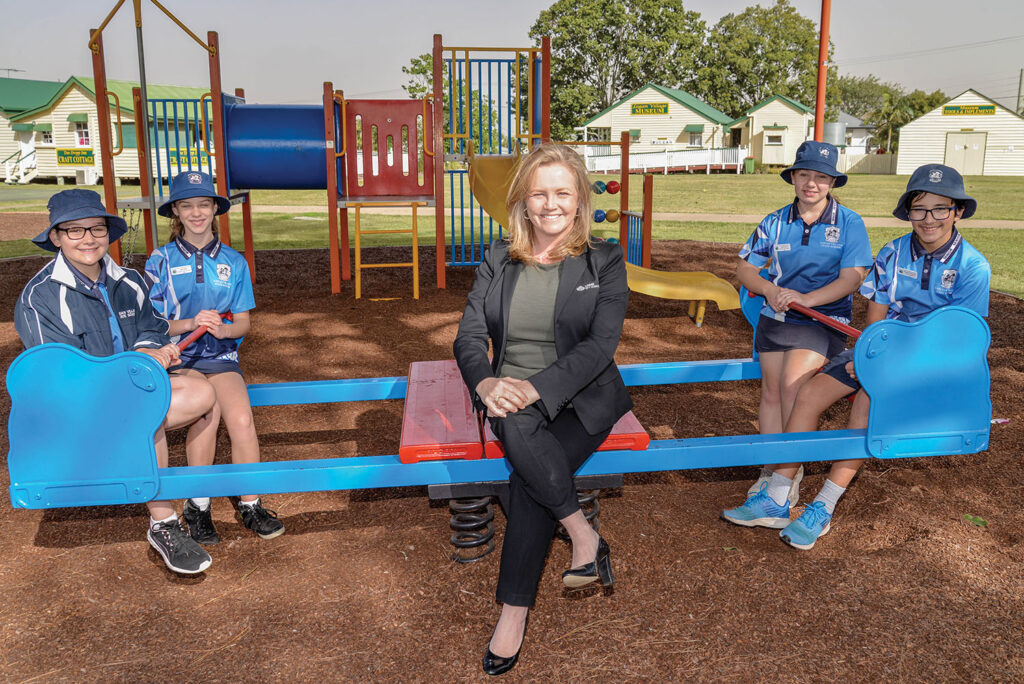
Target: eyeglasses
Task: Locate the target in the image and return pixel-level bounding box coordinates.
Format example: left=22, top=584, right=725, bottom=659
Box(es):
left=907, top=206, right=957, bottom=221
left=55, top=225, right=109, bottom=240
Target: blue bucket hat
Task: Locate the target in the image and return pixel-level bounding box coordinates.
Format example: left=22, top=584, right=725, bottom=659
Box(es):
left=780, top=141, right=848, bottom=188
left=158, top=171, right=231, bottom=218
left=892, top=164, right=976, bottom=220
left=33, top=189, right=128, bottom=252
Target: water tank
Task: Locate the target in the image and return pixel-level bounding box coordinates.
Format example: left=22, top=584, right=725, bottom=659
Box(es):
left=823, top=122, right=847, bottom=148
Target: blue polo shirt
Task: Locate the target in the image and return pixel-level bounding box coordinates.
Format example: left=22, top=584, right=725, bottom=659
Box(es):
left=860, top=228, right=990, bottom=321
left=144, top=237, right=255, bottom=365
left=740, top=197, right=873, bottom=325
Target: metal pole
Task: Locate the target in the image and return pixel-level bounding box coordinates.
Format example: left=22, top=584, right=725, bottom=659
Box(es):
left=133, top=0, right=159, bottom=250
left=813, top=0, right=832, bottom=142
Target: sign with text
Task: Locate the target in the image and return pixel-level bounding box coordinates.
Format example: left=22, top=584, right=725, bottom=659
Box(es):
left=631, top=103, right=669, bottom=116
left=942, top=104, right=996, bottom=116
left=167, top=149, right=211, bottom=168
left=56, top=148, right=95, bottom=166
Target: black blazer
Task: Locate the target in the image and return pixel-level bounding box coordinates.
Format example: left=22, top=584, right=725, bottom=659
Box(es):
left=453, top=239, right=633, bottom=435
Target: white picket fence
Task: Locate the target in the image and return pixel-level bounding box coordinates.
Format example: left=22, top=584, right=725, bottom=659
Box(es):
left=585, top=147, right=749, bottom=174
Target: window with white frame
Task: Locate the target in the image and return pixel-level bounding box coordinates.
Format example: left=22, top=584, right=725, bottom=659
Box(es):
left=75, top=122, right=90, bottom=146
left=766, top=134, right=784, bottom=146
left=39, top=130, right=53, bottom=145
left=688, top=132, right=702, bottom=146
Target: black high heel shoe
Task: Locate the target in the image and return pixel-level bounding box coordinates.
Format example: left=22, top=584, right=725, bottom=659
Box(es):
left=482, top=615, right=528, bottom=676
left=562, top=536, right=613, bottom=589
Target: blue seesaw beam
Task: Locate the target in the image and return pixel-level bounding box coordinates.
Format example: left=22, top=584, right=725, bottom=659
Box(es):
left=6, top=307, right=990, bottom=509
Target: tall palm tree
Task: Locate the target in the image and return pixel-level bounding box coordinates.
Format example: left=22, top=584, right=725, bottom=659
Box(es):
left=868, top=93, right=913, bottom=153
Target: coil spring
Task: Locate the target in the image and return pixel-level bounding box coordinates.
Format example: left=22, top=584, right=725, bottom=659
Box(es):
left=555, top=489, right=601, bottom=542
left=448, top=496, right=495, bottom=564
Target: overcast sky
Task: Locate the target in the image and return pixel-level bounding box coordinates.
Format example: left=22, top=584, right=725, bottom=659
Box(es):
left=3, top=1, right=1023, bottom=111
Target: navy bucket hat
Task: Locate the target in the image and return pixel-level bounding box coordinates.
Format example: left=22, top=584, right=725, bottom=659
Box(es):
left=780, top=141, right=848, bottom=188
left=33, top=189, right=128, bottom=252
left=892, top=164, right=976, bottom=220
left=158, top=171, right=231, bottom=218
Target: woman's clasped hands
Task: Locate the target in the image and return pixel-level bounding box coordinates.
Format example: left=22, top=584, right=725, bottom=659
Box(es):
left=476, top=376, right=541, bottom=418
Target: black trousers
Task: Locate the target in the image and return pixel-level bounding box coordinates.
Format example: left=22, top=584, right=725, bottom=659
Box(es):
left=489, top=405, right=612, bottom=607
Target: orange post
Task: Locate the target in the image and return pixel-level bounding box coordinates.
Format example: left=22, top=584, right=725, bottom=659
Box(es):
left=131, top=87, right=155, bottom=254
left=618, top=131, right=630, bottom=249
left=541, top=37, right=551, bottom=143
left=432, top=33, right=446, bottom=289
left=641, top=174, right=653, bottom=268
left=324, top=82, right=342, bottom=294
left=89, top=28, right=122, bottom=264
left=813, top=0, right=831, bottom=142
left=207, top=31, right=231, bottom=245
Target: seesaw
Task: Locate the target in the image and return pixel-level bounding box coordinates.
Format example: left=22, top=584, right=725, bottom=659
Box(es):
left=6, top=293, right=991, bottom=511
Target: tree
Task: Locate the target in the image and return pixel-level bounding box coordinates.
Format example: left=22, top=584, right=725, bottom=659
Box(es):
left=865, top=88, right=945, bottom=153
left=401, top=54, right=432, bottom=100
left=530, top=0, right=707, bottom=140
left=696, top=0, right=826, bottom=119
left=832, top=74, right=901, bottom=120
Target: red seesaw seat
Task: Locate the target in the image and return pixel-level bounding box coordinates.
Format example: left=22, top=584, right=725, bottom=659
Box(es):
left=399, top=360, right=649, bottom=464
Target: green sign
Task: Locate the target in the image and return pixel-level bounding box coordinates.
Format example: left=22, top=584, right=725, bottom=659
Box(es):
left=942, top=104, right=996, bottom=116
left=631, top=102, right=669, bottom=116
left=56, top=148, right=95, bottom=166
left=167, top=149, right=211, bottom=168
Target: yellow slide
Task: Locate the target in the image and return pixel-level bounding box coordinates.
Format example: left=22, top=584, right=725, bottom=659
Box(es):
left=467, top=151, right=519, bottom=227
left=625, top=262, right=740, bottom=328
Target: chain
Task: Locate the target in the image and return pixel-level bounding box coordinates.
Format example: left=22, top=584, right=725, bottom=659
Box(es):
left=120, top=207, right=141, bottom=268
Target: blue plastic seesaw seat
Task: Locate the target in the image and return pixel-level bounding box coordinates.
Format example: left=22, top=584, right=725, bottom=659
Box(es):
left=6, top=344, right=171, bottom=508
left=857, top=306, right=990, bottom=459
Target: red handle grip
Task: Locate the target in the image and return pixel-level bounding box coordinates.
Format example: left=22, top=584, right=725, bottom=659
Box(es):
left=176, top=312, right=234, bottom=351
left=747, top=291, right=860, bottom=339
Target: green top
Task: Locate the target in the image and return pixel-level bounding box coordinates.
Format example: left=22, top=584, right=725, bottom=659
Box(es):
left=499, top=262, right=561, bottom=380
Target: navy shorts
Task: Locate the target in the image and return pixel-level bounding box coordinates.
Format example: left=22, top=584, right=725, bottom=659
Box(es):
left=171, top=357, right=244, bottom=377
left=755, top=315, right=848, bottom=359
left=820, top=348, right=860, bottom=390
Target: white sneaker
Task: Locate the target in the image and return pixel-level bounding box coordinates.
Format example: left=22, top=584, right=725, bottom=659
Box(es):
left=747, top=465, right=803, bottom=507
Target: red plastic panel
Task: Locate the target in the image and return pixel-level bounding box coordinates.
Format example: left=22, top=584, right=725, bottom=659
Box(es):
left=399, top=360, right=482, bottom=464
left=483, top=410, right=650, bottom=459
left=343, top=99, right=435, bottom=198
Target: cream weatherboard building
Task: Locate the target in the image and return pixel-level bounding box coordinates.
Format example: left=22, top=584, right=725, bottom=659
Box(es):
left=2, top=75, right=211, bottom=185
left=726, top=95, right=813, bottom=166
left=896, top=89, right=1024, bottom=176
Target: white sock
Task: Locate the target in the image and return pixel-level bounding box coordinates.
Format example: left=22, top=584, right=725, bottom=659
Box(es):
left=765, top=473, right=793, bottom=507
left=239, top=498, right=259, bottom=508
left=813, top=479, right=846, bottom=515
left=190, top=497, right=211, bottom=511
left=150, top=513, right=177, bottom=529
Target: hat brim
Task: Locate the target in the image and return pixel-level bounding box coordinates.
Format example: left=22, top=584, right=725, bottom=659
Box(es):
left=892, top=191, right=977, bottom=221
left=158, top=189, right=232, bottom=218
left=780, top=162, right=848, bottom=188
left=33, top=211, right=129, bottom=252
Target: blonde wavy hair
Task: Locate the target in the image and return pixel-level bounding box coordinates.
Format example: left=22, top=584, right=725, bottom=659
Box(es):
left=504, top=143, right=594, bottom=265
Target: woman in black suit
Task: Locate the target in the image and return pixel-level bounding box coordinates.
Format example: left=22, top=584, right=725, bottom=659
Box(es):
left=454, top=143, right=632, bottom=676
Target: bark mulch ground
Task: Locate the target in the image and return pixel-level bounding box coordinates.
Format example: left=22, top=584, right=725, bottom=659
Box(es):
left=1, top=241, right=1021, bottom=681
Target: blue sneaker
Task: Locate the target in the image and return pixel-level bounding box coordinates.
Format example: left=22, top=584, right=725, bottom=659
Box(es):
left=721, top=484, right=790, bottom=529
left=780, top=501, right=832, bottom=550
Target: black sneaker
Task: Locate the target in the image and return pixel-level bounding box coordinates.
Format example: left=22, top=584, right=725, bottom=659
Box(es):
left=147, top=519, right=212, bottom=574
left=183, top=499, right=221, bottom=545
left=237, top=499, right=285, bottom=540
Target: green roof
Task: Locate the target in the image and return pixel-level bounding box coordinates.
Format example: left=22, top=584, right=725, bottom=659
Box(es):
left=0, top=77, right=66, bottom=116
left=683, top=123, right=704, bottom=133
left=11, top=76, right=210, bottom=122
left=581, top=83, right=733, bottom=128
left=745, top=94, right=812, bottom=116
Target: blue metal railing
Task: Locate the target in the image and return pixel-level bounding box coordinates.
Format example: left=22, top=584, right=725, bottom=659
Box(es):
left=146, top=98, right=214, bottom=197
left=624, top=210, right=643, bottom=266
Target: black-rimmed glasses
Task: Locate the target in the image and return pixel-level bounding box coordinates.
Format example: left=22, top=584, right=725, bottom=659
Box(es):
left=907, top=206, right=956, bottom=221
left=55, top=225, right=109, bottom=240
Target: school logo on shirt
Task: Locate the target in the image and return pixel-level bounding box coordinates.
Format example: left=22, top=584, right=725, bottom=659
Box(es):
left=188, top=172, right=203, bottom=184
left=929, top=169, right=943, bottom=183
left=824, top=226, right=840, bottom=242
left=118, top=309, right=136, bottom=319
left=217, top=264, right=231, bottom=282
left=941, top=269, right=957, bottom=289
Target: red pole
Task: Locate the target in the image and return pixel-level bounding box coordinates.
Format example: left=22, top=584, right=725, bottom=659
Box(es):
left=618, top=130, right=629, bottom=249
left=641, top=174, right=653, bottom=268
left=813, top=0, right=831, bottom=142
left=432, top=33, right=446, bottom=289
left=324, top=82, right=342, bottom=294
left=207, top=31, right=231, bottom=246
left=541, top=36, right=551, bottom=143
left=89, top=28, right=122, bottom=264
left=131, top=87, right=154, bottom=255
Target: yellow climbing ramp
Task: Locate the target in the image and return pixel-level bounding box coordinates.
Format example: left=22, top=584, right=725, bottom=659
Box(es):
left=625, top=262, right=740, bottom=327
left=467, top=150, right=519, bottom=227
